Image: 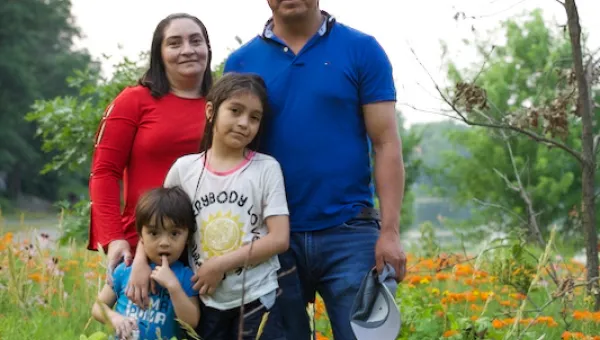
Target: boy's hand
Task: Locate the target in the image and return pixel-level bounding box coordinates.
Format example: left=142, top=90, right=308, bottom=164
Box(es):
left=150, top=256, right=179, bottom=292
left=192, top=256, right=226, bottom=296
left=111, top=314, right=137, bottom=339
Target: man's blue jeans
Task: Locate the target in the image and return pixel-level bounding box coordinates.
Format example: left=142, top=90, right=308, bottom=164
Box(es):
left=261, top=217, right=380, bottom=340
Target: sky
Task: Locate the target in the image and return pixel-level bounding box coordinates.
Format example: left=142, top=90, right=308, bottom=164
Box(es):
left=70, top=0, right=600, bottom=127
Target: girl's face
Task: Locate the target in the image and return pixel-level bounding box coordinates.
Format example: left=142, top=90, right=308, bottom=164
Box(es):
left=140, top=220, right=189, bottom=266
left=161, top=18, right=209, bottom=82
left=208, top=92, right=263, bottom=151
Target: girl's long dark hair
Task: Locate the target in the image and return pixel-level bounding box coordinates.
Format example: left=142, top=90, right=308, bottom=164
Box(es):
left=139, top=13, right=213, bottom=98
left=191, top=73, right=270, bottom=212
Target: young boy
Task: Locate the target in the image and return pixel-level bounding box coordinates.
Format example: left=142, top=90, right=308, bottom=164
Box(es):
left=92, top=187, right=200, bottom=340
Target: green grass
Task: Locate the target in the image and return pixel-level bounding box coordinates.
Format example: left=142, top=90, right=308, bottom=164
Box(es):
left=0, top=233, right=107, bottom=339
left=1, top=224, right=599, bottom=340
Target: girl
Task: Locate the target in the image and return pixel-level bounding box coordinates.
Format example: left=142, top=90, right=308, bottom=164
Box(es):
left=131, top=72, right=290, bottom=339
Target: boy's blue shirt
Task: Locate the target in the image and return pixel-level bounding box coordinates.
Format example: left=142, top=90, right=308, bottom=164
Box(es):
left=112, top=261, right=197, bottom=340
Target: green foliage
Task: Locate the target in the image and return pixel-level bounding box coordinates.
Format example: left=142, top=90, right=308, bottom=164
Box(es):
left=488, top=237, right=538, bottom=294
left=24, top=53, right=146, bottom=244
left=398, top=115, right=423, bottom=229
left=26, top=53, right=147, bottom=175
left=418, top=221, right=440, bottom=258
left=431, top=9, right=595, bottom=239
left=373, top=112, right=422, bottom=229
left=0, top=0, right=95, bottom=200
left=3, top=221, right=599, bottom=339
left=55, top=199, right=92, bottom=246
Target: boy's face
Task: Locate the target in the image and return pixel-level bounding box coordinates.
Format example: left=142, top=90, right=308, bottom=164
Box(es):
left=140, top=219, right=189, bottom=266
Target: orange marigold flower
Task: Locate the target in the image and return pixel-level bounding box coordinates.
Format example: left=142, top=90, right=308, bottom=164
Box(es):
left=314, top=298, right=326, bottom=320
left=492, top=319, right=504, bottom=329
left=28, top=273, right=46, bottom=283
left=480, top=291, right=493, bottom=301
left=408, top=276, right=421, bottom=285
left=535, top=316, right=557, bottom=327
left=573, top=310, right=592, bottom=321
left=466, top=293, right=478, bottom=302
left=443, top=330, right=459, bottom=337
left=510, top=293, right=527, bottom=300
left=435, top=272, right=451, bottom=281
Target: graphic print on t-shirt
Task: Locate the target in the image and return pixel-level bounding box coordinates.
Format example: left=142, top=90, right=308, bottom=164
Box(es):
left=189, top=187, right=263, bottom=274
left=201, top=210, right=244, bottom=259
left=164, top=152, right=289, bottom=310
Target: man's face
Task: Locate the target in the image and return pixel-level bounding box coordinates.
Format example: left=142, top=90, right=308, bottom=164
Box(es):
left=267, top=0, right=318, bottom=21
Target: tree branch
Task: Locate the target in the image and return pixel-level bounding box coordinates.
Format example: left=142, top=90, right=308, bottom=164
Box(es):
left=407, top=46, right=585, bottom=164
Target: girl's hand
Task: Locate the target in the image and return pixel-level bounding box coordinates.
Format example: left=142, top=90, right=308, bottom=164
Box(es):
left=111, top=314, right=137, bottom=340
left=126, top=256, right=154, bottom=310
left=192, top=257, right=226, bottom=296
left=150, top=256, right=180, bottom=292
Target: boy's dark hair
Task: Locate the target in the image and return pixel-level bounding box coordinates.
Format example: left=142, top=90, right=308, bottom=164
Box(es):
left=199, top=72, right=269, bottom=153
left=135, top=186, right=196, bottom=239
left=138, top=13, right=213, bottom=98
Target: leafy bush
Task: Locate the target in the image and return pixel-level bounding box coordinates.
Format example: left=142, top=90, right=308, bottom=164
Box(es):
left=25, top=53, right=148, bottom=244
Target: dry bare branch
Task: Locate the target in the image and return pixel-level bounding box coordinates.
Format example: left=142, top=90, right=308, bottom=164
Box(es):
left=408, top=46, right=585, bottom=164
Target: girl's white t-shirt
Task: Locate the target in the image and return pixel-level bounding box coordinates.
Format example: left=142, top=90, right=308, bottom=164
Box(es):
left=163, top=151, right=289, bottom=310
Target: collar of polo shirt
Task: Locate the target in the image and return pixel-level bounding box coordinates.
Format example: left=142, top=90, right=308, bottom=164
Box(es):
left=260, top=10, right=337, bottom=40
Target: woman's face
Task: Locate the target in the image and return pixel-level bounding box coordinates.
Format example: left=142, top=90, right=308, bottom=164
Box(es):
left=161, top=18, right=209, bottom=82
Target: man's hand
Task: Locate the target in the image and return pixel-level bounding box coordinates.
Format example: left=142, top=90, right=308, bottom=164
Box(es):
left=375, top=228, right=407, bottom=282
left=192, top=256, right=226, bottom=296
left=106, top=240, right=132, bottom=285
left=150, top=256, right=179, bottom=292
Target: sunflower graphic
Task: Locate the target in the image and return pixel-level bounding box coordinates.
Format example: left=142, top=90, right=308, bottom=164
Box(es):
left=200, top=211, right=245, bottom=259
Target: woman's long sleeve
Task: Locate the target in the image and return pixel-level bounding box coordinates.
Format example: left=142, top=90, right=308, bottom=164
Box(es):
left=88, top=88, right=140, bottom=251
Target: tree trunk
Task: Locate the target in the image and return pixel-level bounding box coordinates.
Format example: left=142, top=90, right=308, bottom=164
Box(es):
left=565, top=0, right=600, bottom=310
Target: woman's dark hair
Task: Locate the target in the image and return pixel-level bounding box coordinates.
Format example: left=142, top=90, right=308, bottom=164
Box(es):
left=199, top=72, right=269, bottom=153
left=135, top=186, right=196, bottom=241
left=139, top=13, right=213, bottom=98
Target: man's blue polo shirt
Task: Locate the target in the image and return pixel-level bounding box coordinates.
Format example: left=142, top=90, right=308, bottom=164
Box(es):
left=224, top=11, right=396, bottom=232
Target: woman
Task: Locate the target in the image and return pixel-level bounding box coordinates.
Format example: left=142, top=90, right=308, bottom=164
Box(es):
left=87, top=13, right=213, bottom=287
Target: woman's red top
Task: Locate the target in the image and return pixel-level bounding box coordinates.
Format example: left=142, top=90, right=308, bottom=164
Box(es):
left=88, top=85, right=206, bottom=252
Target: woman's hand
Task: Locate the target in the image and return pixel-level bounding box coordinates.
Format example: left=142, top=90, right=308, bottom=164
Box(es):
left=125, top=253, right=154, bottom=310
left=106, top=240, right=132, bottom=286
left=192, top=257, right=226, bottom=296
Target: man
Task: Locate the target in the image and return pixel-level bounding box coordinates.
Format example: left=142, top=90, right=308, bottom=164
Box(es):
left=223, top=1, right=407, bottom=339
